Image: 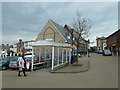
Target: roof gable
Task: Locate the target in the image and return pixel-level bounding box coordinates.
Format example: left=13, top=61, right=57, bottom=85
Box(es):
left=50, top=20, right=72, bottom=43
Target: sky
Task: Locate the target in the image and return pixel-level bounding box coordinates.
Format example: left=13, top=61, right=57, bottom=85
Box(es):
left=2, top=2, right=118, bottom=46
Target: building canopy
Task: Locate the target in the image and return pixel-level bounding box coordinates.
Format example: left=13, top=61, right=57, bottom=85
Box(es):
left=32, top=40, right=71, bottom=48
left=31, top=40, right=71, bottom=71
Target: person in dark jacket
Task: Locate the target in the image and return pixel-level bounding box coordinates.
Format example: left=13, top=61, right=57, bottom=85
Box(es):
left=18, top=55, right=27, bottom=76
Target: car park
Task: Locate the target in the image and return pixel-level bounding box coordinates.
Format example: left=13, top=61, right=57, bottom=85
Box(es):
left=9, top=56, right=19, bottom=69
left=0, top=57, right=12, bottom=70
left=103, top=49, right=112, bottom=56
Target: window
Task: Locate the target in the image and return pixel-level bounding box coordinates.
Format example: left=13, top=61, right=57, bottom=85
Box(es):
left=44, top=34, right=46, bottom=38
left=67, top=36, right=70, bottom=39
left=51, top=33, right=54, bottom=38
left=112, top=35, right=117, bottom=42
left=103, top=40, right=106, bottom=43
left=98, top=40, right=100, bottom=44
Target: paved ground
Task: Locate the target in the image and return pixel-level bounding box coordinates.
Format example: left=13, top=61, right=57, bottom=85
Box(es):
left=52, top=58, right=89, bottom=73
left=1, top=53, right=118, bottom=88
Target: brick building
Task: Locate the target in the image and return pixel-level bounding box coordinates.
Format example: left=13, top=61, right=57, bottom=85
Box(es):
left=96, top=36, right=107, bottom=51
left=64, top=24, right=89, bottom=52
left=106, top=29, right=120, bottom=55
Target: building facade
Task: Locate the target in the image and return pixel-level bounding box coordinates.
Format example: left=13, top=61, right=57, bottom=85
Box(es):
left=16, top=39, right=35, bottom=53
left=0, top=44, right=14, bottom=56
left=106, top=29, right=120, bottom=55
left=96, top=37, right=107, bottom=51
left=36, top=20, right=69, bottom=43
left=64, top=24, right=89, bottom=52
left=36, top=20, right=89, bottom=53
left=24, top=40, right=35, bottom=53
left=16, top=39, right=24, bottom=53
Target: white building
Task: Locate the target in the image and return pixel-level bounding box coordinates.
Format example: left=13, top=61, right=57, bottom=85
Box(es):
left=24, top=40, right=35, bottom=53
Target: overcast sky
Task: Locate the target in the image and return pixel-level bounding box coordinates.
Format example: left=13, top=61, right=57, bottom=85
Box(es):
left=2, top=2, right=118, bottom=46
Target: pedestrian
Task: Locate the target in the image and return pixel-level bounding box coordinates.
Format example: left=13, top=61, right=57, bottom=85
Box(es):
left=18, top=55, right=27, bottom=76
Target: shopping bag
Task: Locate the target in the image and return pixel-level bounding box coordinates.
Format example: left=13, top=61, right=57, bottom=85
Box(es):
left=26, top=62, right=30, bottom=70
left=19, top=67, right=23, bottom=71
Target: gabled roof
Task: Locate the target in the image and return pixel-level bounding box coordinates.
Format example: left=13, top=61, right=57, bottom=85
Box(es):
left=106, top=29, right=120, bottom=39
left=96, top=36, right=106, bottom=40
left=50, top=20, right=72, bottom=44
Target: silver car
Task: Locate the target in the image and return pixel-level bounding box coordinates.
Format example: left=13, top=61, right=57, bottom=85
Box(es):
left=9, top=56, right=19, bottom=69
left=103, top=49, right=112, bottom=56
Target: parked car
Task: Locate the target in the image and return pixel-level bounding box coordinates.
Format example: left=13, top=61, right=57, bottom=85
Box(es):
left=0, top=57, right=12, bottom=70
left=103, top=49, right=112, bottom=56
left=9, top=56, right=19, bottom=69
left=25, top=55, right=45, bottom=70
left=97, top=50, right=103, bottom=54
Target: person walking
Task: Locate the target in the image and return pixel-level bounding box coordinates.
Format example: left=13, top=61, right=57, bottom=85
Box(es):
left=18, top=55, right=27, bottom=76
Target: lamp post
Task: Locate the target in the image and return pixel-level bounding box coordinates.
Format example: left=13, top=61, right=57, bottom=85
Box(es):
left=71, top=29, right=74, bottom=64
left=19, top=39, right=22, bottom=52
left=87, top=39, right=90, bottom=57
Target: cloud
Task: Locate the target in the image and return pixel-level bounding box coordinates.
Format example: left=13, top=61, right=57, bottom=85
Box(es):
left=2, top=2, right=118, bottom=45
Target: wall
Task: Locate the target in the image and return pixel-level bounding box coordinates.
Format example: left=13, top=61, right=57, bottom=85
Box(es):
left=36, top=21, right=66, bottom=43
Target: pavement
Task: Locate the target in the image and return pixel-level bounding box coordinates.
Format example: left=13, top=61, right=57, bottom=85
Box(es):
left=52, top=57, right=90, bottom=73
left=1, top=53, right=118, bottom=88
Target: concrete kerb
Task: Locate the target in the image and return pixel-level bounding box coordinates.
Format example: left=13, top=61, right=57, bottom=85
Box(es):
left=50, top=63, right=69, bottom=72
left=51, top=59, right=90, bottom=73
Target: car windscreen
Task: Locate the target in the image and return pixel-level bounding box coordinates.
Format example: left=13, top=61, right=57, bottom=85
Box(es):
left=2, top=57, right=11, bottom=61
left=25, top=57, right=32, bottom=61
left=10, top=56, right=18, bottom=61
left=25, top=57, right=37, bottom=61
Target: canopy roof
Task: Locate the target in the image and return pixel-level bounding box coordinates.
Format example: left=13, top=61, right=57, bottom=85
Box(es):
left=32, top=41, right=71, bottom=48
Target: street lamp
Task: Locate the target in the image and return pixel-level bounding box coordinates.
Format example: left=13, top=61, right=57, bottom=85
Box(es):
left=87, top=39, right=90, bottom=57
left=71, top=29, right=74, bottom=64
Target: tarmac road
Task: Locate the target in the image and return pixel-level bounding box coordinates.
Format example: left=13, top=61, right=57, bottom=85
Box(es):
left=2, top=53, right=118, bottom=88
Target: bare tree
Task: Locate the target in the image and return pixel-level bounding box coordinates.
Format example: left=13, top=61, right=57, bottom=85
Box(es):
left=72, top=11, right=91, bottom=64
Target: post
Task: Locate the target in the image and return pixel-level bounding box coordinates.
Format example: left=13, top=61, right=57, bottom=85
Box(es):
left=62, top=48, right=64, bottom=64
left=39, top=48, right=40, bottom=63
left=31, top=47, right=34, bottom=71
left=66, top=48, right=67, bottom=63
left=87, top=39, right=90, bottom=57
left=57, top=48, right=59, bottom=65
left=45, top=47, right=46, bottom=60
left=69, top=49, right=71, bottom=64
left=52, top=46, right=54, bottom=71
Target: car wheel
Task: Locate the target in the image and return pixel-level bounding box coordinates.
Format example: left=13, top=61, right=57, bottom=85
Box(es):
left=33, top=65, right=37, bottom=70
left=2, top=66, right=7, bottom=70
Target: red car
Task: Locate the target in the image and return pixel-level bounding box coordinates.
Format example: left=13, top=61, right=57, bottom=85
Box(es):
left=25, top=55, right=45, bottom=70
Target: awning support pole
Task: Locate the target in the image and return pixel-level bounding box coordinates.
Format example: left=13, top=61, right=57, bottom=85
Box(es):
left=69, top=49, right=71, bottom=64
left=39, top=48, right=40, bottom=63
left=57, top=48, right=59, bottom=65
left=52, top=46, right=54, bottom=71
left=62, top=48, right=64, bottom=64
left=31, top=47, right=34, bottom=71
left=45, top=47, right=46, bottom=60
left=66, top=48, right=67, bottom=63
